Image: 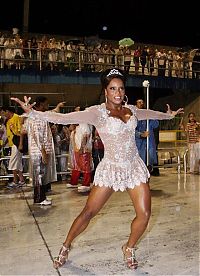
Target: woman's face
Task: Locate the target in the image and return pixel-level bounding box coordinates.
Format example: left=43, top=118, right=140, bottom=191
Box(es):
left=105, top=78, right=125, bottom=106
left=189, top=113, right=195, bottom=122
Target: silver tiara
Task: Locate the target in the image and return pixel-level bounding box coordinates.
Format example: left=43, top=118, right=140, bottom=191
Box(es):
left=106, top=69, right=123, bottom=77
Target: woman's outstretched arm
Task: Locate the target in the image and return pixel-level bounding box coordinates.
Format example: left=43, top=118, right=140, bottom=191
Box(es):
left=135, top=104, right=184, bottom=121
left=11, top=96, right=99, bottom=126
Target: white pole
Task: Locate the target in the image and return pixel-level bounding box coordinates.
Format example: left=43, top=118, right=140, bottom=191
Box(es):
left=142, top=80, right=150, bottom=166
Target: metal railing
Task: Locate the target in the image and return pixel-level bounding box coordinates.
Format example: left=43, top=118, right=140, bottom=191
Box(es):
left=0, top=45, right=200, bottom=78
left=0, top=153, right=71, bottom=181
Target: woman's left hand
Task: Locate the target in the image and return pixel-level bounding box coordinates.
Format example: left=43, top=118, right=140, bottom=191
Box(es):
left=166, top=104, right=184, bottom=116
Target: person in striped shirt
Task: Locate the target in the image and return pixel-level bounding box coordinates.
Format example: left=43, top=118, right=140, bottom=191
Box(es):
left=185, top=112, right=200, bottom=174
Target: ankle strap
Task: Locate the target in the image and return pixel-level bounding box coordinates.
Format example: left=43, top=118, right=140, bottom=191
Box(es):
left=126, top=246, right=136, bottom=253
left=62, top=244, right=70, bottom=252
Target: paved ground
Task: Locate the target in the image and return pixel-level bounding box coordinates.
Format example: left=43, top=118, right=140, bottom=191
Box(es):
left=0, top=168, right=199, bottom=275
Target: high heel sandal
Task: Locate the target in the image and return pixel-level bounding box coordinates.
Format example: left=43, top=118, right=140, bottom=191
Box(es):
left=122, top=244, right=138, bottom=269
left=53, top=244, right=70, bottom=269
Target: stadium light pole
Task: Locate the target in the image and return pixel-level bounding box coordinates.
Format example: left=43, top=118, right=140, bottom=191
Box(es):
left=23, top=0, right=30, bottom=33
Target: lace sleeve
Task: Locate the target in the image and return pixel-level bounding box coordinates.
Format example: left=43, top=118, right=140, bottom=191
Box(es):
left=133, top=106, right=174, bottom=121
left=28, top=106, right=99, bottom=126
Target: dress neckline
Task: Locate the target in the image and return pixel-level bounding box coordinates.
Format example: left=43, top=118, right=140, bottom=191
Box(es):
left=102, top=103, right=132, bottom=124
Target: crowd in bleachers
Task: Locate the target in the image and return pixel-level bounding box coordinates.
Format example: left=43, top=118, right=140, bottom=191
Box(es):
left=0, top=31, right=200, bottom=78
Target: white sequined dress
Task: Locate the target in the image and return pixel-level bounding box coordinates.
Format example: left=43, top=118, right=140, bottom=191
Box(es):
left=29, top=103, right=174, bottom=191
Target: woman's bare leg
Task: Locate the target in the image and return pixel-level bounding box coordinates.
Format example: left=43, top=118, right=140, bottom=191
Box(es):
left=63, top=185, right=114, bottom=247
left=121, top=182, right=151, bottom=269
left=53, top=185, right=114, bottom=268
left=126, top=182, right=151, bottom=247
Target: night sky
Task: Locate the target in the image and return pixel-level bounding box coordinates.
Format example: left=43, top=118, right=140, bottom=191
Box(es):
left=1, top=0, right=199, bottom=48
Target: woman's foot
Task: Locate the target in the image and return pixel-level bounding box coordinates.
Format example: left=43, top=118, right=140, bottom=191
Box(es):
left=53, top=244, right=70, bottom=269
left=122, top=244, right=138, bottom=269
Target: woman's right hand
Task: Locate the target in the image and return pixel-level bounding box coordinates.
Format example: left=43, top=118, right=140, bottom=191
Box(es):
left=10, top=96, right=36, bottom=113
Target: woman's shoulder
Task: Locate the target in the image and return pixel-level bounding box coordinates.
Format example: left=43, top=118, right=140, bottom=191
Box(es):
left=126, top=104, right=137, bottom=114
left=86, top=103, right=106, bottom=113
left=86, top=104, right=101, bottom=111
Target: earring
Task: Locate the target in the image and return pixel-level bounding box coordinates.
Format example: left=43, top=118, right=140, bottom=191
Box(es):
left=123, top=95, right=128, bottom=106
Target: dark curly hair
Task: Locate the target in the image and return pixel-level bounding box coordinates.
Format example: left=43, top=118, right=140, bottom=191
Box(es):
left=100, top=68, right=127, bottom=90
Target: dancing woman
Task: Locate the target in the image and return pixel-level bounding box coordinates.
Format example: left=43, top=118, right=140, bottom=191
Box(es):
left=11, top=68, right=184, bottom=270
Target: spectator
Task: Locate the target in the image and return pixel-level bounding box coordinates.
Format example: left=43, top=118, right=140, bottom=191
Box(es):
left=1, top=105, right=25, bottom=188
left=167, top=50, right=174, bottom=77
left=192, top=49, right=200, bottom=79
left=156, top=48, right=167, bottom=76
left=58, top=125, right=71, bottom=181
left=51, top=123, right=70, bottom=181
left=184, top=112, right=200, bottom=174
left=91, top=127, right=104, bottom=181
left=140, top=46, right=148, bottom=75
left=116, top=45, right=124, bottom=70
left=0, top=116, right=7, bottom=162
left=22, top=97, right=64, bottom=205
left=135, top=99, right=160, bottom=175
left=67, top=120, right=93, bottom=193
left=148, top=47, right=155, bottom=76
left=133, top=46, right=141, bottom=75
left=183, top=52, right=190, bottom=78
left=30, top=36, right=38, bottom=69
left=51, top=124, right=62, bottom=181
left=123, top=45, right=132, bottom=74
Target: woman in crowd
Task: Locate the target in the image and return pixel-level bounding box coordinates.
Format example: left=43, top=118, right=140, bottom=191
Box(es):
left=11, top=68, right=183, bottom=270
left=91, top=127, right=104, bottom=181
left=184, top=112, right=200, bottom=174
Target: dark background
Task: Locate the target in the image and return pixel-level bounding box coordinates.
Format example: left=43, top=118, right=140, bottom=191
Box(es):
left=0, top=0, right=199, bottom=48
